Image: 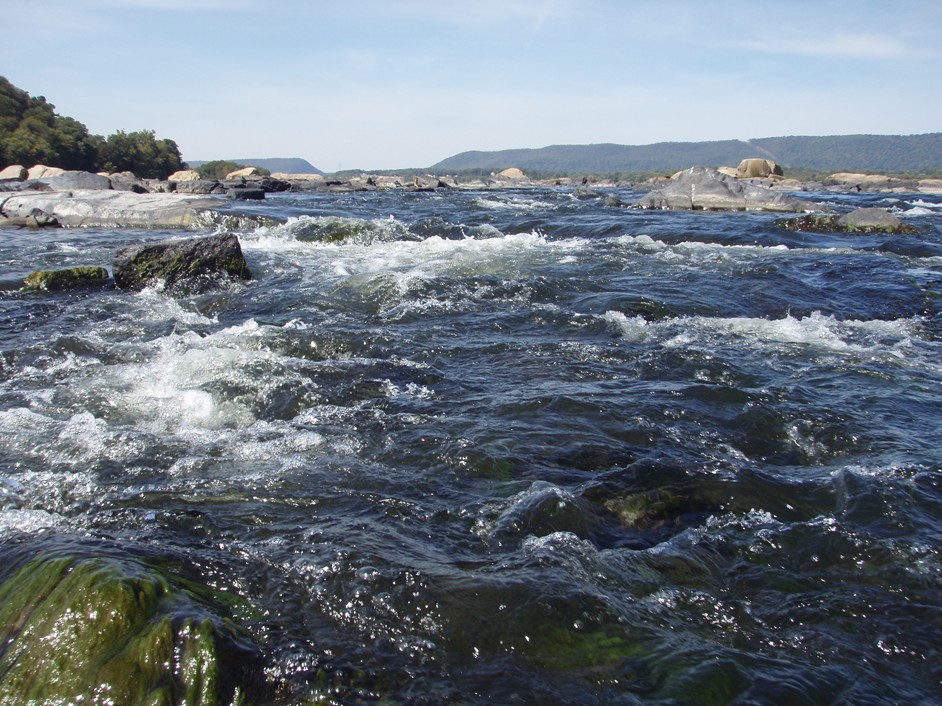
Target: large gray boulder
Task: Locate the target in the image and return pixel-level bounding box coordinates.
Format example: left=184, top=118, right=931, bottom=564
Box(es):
left=633, top=167, right=815, bottom=212
left=173, top=179, right=226, bottom=194
left=112, top=233, right=251, bottom=291
left=0, top=190, right=222, bottom=227
left=107, top=171, right=148, bottom=193
left=37, top=170, right=112, bottom=190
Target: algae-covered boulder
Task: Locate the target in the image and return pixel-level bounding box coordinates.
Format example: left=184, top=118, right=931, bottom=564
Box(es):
left=22, top=266, right=109, bottom=292
left=0, top=551, right=263, bottom=705
left=778, top=207, right=919, bottom=234
left=112, top=233, right=251, bottom=292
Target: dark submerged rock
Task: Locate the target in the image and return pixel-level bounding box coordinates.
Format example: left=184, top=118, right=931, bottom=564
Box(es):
left=0, top=550, right=265, bottom=705
left=227, top=187, right=265, bottom=200
left=112, top=233, right=251, bottom=292
left=22, top=266, right=109, bottom=292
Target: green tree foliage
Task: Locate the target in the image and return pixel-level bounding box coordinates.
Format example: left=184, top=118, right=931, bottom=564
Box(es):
left=98, top=129, right=184, bottom=179
left=194, top=160, right=272, bottom=179
left=0, top=77, right=100, bottom=171
left=1, top=76, right=183, bottom=179
left=195, top=160, right=246, bottom=180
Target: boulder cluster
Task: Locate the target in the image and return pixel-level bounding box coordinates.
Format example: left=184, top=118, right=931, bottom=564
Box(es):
left=20, top=233, right=251, bottom=295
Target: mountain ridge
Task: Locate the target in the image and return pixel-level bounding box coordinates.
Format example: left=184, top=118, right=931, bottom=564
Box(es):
left=186, top=157, right=323, bottom=175
left=429, top=133, right=942, bottom=175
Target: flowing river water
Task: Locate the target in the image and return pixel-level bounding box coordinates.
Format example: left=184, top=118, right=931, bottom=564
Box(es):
left=1, top=186, right=941, bottom=704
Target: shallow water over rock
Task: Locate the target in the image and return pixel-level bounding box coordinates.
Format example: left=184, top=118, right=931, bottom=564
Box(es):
left=1, top=187, right=941, bottom=704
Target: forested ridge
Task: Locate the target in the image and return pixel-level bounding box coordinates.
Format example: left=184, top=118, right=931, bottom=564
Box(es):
left=431, top=134, right=942, bottom=176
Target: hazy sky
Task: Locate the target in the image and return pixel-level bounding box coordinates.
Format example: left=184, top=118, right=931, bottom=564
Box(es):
left=5, top=0, right=940, bottom=170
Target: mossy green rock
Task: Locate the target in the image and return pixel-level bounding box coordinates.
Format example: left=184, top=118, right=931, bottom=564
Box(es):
left=22, top=266, right=109, bottom=292
left=779, top=208, right=918, bottom=234
left=0, top=553, right=256, bottom=705
left=112, top=233, right=251, bottom=292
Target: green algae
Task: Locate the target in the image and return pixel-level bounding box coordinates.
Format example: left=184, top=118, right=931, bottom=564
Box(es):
left=0, top=553, right=259, bottom=706
left=778, top=213, right=919, bottom=234
left=22, top=266, right=109, bottom=292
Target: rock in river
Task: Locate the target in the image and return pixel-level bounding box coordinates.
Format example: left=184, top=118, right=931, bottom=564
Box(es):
left=0, top=189, right=222, bottom=228
left=112, top=232, right=251, bottom=292
left=634, top=167, right=815, bottom=212
left=22, top=266, right=109, bottom=292
left=0, top=549, right=265, bottom=705
left=778, top=207, right=919, bottom=234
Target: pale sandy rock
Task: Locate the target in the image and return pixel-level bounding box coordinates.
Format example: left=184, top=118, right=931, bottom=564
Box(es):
left=226, top=167, right=264, bottom=179
left=717, top=166, right=740, bottom=178
left=737, top=158, right=783, bottom=178
left=372, top=175, right=404, bottom=188
left=0, top=165, right=27, bottom=181
left=828, top=172, right=887, bottom=184
left=826, top=172, right=917, bottom=192
left=498, top=167, right=526, bottom=179
left=27, top=165, right=65, bottom=179
left=272, top=172, right=324, bottom=182
left=168, top=169, right=202, bottom=182
left=917, top=179, right=942, bottom=194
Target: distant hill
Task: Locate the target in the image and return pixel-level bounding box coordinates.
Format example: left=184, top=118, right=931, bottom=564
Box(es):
left=186, top=157, right=323, bottom=174
left=429, top=134, right=942, bottom=175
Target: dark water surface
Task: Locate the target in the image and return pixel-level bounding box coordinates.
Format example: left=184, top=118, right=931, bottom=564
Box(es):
left=1, top=187, right=941, bottom=704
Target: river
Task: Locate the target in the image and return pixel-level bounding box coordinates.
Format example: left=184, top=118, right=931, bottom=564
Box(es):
left=1, top=185, right=940, bottom=704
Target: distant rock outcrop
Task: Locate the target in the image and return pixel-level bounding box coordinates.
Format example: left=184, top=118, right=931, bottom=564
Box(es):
left=633, top=167, right=814, bottom=212
left=498, top=167, right=526, bottom=180
left=0, top=165, right=27, bottom=181
left=737, top=158, right=783, bottom=178
left=824, top=173, right=918, bottom=192
left=168, top=169, right=201, bottom=182
left=226, top=166, right=265, bottom=179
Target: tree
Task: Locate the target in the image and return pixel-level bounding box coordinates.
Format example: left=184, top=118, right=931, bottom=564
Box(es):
left=195, top=160, right=245, bottom=180
left=98, top=129, right=184, bottom=179
left=1, top=76, right=185, bottom=178
left=0, top=79, right=99, bottom=171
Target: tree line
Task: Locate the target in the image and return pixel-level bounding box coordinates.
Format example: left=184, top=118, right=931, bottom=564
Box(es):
left=0, top=76, right=185, bottom=180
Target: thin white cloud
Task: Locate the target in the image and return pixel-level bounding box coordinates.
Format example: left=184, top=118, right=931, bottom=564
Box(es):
left=93, top=0, right=254, bottom=8
left=733, top=32, right=915, bottom=59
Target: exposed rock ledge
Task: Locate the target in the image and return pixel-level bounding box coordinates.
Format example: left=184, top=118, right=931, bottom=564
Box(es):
left=0, top=189, right=223, bottom=228
left=633, top=167, right=816, bottom=212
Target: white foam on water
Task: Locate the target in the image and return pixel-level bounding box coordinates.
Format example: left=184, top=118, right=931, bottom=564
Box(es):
left=61, top=319, right=310, bottom=436
left=605, top=310, right=923, bottom=359
left=0, top=508, right=64, bottom=538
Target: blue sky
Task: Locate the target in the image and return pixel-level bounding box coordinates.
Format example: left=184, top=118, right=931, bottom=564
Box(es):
left=5, top=0, right=940, bottom=170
